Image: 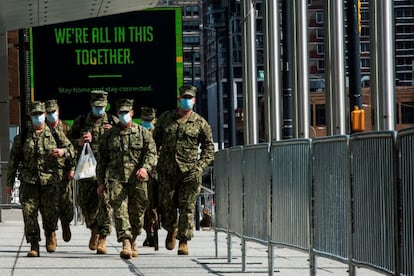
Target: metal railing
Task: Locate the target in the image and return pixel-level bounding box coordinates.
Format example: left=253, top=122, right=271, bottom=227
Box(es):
left=214, top=128, right=414, bottom=275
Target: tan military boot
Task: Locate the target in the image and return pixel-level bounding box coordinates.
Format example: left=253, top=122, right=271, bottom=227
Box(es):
left=177, top=240, right=188, bottom=255
left=165, top=228, right=177, bottom=250
left=27, top=242, right=40, bottom=257
left=96, top=235, right=107, bottom=254
left=120, top=239, right=132, bottom=259
left=62, top=222, right=71, bottom=242
left=131, top=235, right=138, bottom=257
left=46, top=231, right=57, bottom=252
left=89, top=230, right=99, bottom=250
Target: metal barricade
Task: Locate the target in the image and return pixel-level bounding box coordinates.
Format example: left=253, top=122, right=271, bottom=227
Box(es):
left=397, top=127, right=414, bottom=276
left=350, top=131, right=398, bottom=274
left=311, top=136, right=351, bottom=271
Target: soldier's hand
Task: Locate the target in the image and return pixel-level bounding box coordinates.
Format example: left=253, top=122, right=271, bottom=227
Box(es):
left=50, top=148, right=64, bottom=157
left=97, top=184, right=106, bottom=197
left=79, top=131, right=92, bottom=146
left=6, top=186, right=13, bottom=196
left=103, top=124, right=112, bottom=131
left=68, top=170, right=75, bottom=180
left=136, top=168, right=148, bottom=181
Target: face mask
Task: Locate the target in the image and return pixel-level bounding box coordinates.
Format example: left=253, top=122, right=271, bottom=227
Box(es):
left=92, top=106, right=105, bottom=117
left=32, top=114, right=45, bottom=126
left=180, top=98, right=194, bottom=111
left=119, top=112, right=132, bottom=125
left=141, top=121, right=153, bottom=130
left=46, top=111, right=58, bottom=123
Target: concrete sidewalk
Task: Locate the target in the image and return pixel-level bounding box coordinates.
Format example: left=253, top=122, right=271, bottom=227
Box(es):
left=0, top=208, right=382, bottom=276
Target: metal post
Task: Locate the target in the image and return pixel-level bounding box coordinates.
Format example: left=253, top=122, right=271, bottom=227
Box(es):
left=282, top=0, right=294, bottom=139
left=215, top=31, right=224, bottom=149
left=346, top=0, right=362, bottom=132
left=227, top=14, right=237, bottom=146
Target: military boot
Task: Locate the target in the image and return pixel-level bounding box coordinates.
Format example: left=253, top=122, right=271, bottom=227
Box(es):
left=165, top=228, right=177, bottom=250
left=120, top=239, right=132, bottom=259
left=62, top=222, right=71, bottom=242
left=96, top=235, right=107, bottom=254
left=46, top=231, right=57, bottom=252
left=131, top=235, right=138, bottom=257
left=27, top=242, right=40, bottom=257
left=143, top=231, right=154, bottom=247
left=177, top=240, right=188, bottom=255
left=89, top=230, right=99, bottom=250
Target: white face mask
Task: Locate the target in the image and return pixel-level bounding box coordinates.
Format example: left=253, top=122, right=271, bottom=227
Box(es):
left=32, top=114, right=45, bottom=126
left=118, top=112, right=132, bottom=125
left=46, top=111, right=59, bottom=123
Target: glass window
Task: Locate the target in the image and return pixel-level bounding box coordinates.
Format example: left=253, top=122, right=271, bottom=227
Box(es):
left=316, top=11, right=324, bottom=24
left=316, top=28, right=325, bottom=39
left=401, top=102, right=414, bottom=124
left=316, top=104, right=326, bottom=126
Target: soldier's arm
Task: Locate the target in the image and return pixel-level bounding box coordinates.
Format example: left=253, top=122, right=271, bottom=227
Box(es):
left=141, top=128, right=158, bottom=173
left=96, top=131, right=109, bottom=185
left=7, top=135, right=23, bottom=189
left=197, top=120, right=215, bottom=171
left=58, top=130, right=76, bottom=171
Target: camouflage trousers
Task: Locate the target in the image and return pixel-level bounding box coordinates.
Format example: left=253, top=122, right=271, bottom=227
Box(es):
left=158, top=166, right=202, bottom=241
left=143, top=177, right=158, bottom=233
left=56, top=178, right=74, bottom=225
left=109, top=180, right=148, bottom=242
left=19, top=181, right=59, bottom=243
left=77, top=178, right=112, bottom=236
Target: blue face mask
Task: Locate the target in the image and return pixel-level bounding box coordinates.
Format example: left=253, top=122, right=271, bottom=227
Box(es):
left=118, top=112, right=132, bottom=125
left=92, top=106, right=105, bottom=117
left=32, top=114, right=45, bottom=126
left=141, top=121, right=153, bottom=130
left=180, top=98, right=194, bottom=111
left=46, top=111, right=58, bottom=123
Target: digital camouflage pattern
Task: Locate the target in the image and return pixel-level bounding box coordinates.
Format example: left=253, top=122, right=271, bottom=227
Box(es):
left=7, top=126, right=75, bottom=243
left=67, top=111, right=119, bottom=236
left=97, top=122, right=157, bottom=242
left=50, top=120, right=75, bottom=226
left=153, top=110, right=214, bottom=241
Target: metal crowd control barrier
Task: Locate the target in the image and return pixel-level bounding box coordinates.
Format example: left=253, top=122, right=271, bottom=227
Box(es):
left=350, top=131, right=398, bottom=275
left=397, top=128, right=414, bottom=276
left=213, top=128, right=414, bottom=275
left=311, top=136, right=351, bottom=273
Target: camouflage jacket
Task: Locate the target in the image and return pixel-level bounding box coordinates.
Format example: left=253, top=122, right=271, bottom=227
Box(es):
left=7, top=126, right=75, bottom=187
left=68, top=112, right=119, bottom=158
left=153, top=110, right=214, bottom=174
left=48, top=120, right=75, bottom=176
left=97, top=122, right=157, bottom=184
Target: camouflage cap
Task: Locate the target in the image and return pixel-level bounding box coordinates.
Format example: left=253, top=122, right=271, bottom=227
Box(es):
left=179, top=85, right=197, bottom=97
left=116, top=98, right=134, bottom=112
left=30, top=101, right=45, bottom=114
left=90, top=90, right=108, bottom=107
left=45, top=99, right=59, bottom=112
left=140, top=107, right=156, bottom=121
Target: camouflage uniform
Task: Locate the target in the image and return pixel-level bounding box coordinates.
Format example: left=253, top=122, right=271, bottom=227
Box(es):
left=7, top=101, right=75, bottom=254
left=140, top=107, right=159, bottom=248
left=97, top=99, right=157, bottom=259
left=153, top=86, right=214, bottom=245
left=45, top=99, right=75, bottom=239
left=67, top=91, right=118, bottom=244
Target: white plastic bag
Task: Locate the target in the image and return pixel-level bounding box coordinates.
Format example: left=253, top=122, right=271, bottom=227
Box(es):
left=74, top=143, right=97, bottom=180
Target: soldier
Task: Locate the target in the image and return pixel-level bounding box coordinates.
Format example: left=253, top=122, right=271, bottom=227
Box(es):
left=153, top=85, right=214, bottom=255
left=7, top=101, right=75, bottom=257
left=67, top=90, right=118, bottom=254
left=45, top=99, right=75, bottom=242
left=140, top=107, right=159, bottom=248
left=97, top=99, right=157, bottom=259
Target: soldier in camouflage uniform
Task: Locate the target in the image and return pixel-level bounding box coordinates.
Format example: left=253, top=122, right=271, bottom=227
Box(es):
left=97, top=99, right=157, bottom=259
left=140, top=107, right=159, bottom=248
left=7, top=101, right=75, bottom=257
left=45, top=99, right=75, bottom=243
left=153, top=85, right=214, bottom=255
left=67, top=90, right=118, bottom=254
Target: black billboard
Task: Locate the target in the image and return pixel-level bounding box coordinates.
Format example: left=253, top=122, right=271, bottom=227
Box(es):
left=30, top=8, right=183, bottom=121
